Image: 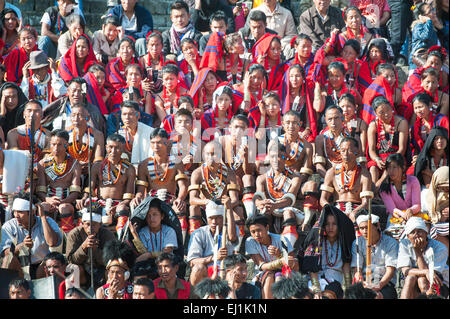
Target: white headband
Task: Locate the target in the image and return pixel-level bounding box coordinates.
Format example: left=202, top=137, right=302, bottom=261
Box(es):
left=356, top=214, right=380, bottom=226
left=205, top=201, right=225, bottom=218
left=12, top=198, right=35, bottom=211
left=81, top=209, right=102, bottom=223
left=404, top=217, right=429, bottom=235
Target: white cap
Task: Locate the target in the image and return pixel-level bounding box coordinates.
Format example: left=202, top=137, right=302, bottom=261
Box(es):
left=12, top=198, right=35, bottom=211
left=404, top=216, right=429, bottom=235
left=81, top=208, right=102, bottom=223
left=356, top=214, right=380, bottom=226
left=205, top=201, right=225, bottom=218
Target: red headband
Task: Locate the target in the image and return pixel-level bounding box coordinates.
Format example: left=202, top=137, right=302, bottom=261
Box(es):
left=428, top=45, right=447, bottom=59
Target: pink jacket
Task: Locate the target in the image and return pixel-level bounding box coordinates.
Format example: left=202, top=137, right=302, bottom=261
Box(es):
left=380, top=175, right=421, bottom=216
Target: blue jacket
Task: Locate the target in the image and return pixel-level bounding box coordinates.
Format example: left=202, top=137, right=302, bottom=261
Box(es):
left=409, top=19, right=439, bottom=69
left=108, top=3, right=153, bottom=40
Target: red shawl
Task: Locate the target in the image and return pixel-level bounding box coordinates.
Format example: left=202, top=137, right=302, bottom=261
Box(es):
left=279, top=65, right=317, bottom=139
left=200, top=105, right=234, bottom=141
left=109, top=85, right=146, bottom=113
left=188, top=67, right=223, bottom=108
left=247, top=104, right=281, bottom=129
left=351, top=59, right=372, bottom=96
left=401, top=66, right=449, bottom=103
left=252, top=34, right=289, bottom=91
left=3, top=45, right=37, bottom=84
left=412, top=113, right=449, bottom=152
left=199, top=32, right=225, bottom=72
left=231, top=83, right=262, bottom=114
left=58, top=34, right=97, bottom=82
left=361, top=75, right=394, bottom=125
left=178, top=54, right=200, bottom=75
left=106, top=56, right=140, bottom=91
left=311, top=31, right=343, bottom=86
left=290, top=53, right=316, bottom=83
left=83, top=71, right=110, bottom=115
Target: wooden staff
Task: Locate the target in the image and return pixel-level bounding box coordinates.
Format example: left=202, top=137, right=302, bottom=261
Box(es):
left=28, top=114, right=36, bottom=267
left=87, top=136, right=94, bottom=291
left=366, top=196, right=372, bottom=286
left=219, top=206, right=228, bottom=280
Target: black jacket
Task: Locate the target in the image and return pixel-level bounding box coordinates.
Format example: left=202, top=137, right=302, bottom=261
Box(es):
left=190, top=0, right=235, bottom=34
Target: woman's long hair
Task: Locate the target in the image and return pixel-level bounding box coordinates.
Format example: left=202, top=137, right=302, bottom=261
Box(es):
left=379, top=153, right=406, bottom=194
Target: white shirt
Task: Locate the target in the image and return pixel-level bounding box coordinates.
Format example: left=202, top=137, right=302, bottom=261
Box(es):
left=122, top=13, right=137, bottom=32
left=138, top=224, right=178, bottom=252
left=20, top=73, right=67, bottom=108
left=0, top=216, right=63, bottom=264
left=351, top=234, right=399, bottom=285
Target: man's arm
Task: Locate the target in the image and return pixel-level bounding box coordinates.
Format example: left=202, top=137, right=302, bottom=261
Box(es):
left=189, top=168, right=210, bottom=207
left=65, top=230, right=89, bottom=265
left=39, top=208, right=61, bottom=247
left=351, top=169, right=372, bottom=220
left=41, top=22, right=59, bottom=43
left=36, top=162, right=48, bottom=202
left=175, top=164, right=188, bottom=202
left=226, top=170, right=241, bottom=209
left=6, top=130, right=18, bottom=149
left=61, top=161, right=82, bottom=204
left=320, top=168, right=335, bottom=207
left=314, top=135, right=328, bottom=178
left=380, top=10, right=391, bottom=27
left=377, top=266, right=396, bottom=289
left=299, top=142, right=314, bottom=184
left=93, top=130, right=105, bottom=162
left=135, top=161, right=149, bottom=197
left=273, top=176, right=302, bottom=209
left=125, top=164, right=136, bottom=195
left=187, top=230, right=214, bottom=267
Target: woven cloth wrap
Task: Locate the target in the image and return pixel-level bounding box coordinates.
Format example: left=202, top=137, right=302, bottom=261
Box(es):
left=2, top=150, right=30, bottom=194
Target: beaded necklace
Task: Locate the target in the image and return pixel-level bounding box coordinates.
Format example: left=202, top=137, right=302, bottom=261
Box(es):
left=203, top=163, right=224, bottom=198
left=376, top=116, right=396, bottom=152
left=153, top=157, right=170, bottom=182
left=102, top=158, right=123, bottom=185
left=324, top=238, right=340, bottom=267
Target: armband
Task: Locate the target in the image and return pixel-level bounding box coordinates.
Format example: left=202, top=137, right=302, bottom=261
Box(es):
left=356, top=156, right=367, bottom=164
left=300, top=167, right=314, bottom=176
left=188, top=184, right=202, bottom=192
left=132, top=238, right=148, bottom=255
left=123, top=193, right=134, bottom=200
left=320, top=185, right=334, bottom=193
left=282, top=193, right=296, bottom=206
left=360, top=191, right=374, bottom=199
left=344, top=272, right=352, bottom=288
left=252, top=192, right=266, bottom=201
left=264, top=258, right=284, bottom=270
left=311, top=277, right=321, bottom=293
left=69, top=185, right=82, bottom=193
left=227, top=183, right=240, bottom=192
left=36, top=186, right=47, bottom=193
left=135, top=180, right=149, bottom=187
left=93, top=156, right=104, bottom=162
left=313, top=155, right=326, bottom=165
left=175, top=173, right=189, bottom=182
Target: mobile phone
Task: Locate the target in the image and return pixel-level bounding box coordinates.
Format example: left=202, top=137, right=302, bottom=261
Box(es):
left=152, top=69, right=159, bottom=83
left=146, top=67, right=153, bottom=81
